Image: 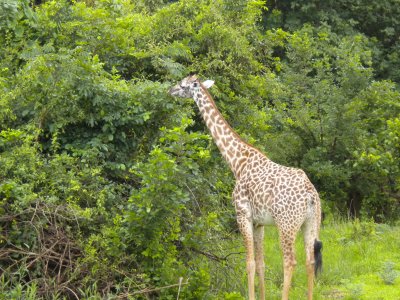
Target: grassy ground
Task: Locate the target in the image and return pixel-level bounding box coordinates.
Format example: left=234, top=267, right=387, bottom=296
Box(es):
left=1, top=220, right=398, bottom=299
left=207, top=220, right=400, bottom=299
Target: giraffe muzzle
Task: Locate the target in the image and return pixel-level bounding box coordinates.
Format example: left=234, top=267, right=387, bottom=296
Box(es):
left=168, top=87, right=180, bottom=96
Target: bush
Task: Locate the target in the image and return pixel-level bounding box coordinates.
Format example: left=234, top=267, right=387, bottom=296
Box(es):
left=379, top=261, right=399, bottom=285
left=1, top=0, right=400, bottom=298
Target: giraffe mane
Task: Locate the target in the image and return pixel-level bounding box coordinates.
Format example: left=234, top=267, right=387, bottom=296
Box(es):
left=199, top=81, right=265, bottom=157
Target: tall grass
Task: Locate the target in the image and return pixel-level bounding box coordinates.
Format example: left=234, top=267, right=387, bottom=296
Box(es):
left=207, top=220, right=400, bottom=299
left=1, top=221, right=399, bottom=299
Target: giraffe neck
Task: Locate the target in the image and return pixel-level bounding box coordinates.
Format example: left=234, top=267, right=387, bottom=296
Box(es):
left=193, top=85, right=255, bottom=178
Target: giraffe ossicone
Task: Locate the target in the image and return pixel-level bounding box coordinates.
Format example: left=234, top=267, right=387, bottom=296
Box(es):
left=169, top=75, right=323, bottom=300
left=202, top=80, right=214, bottom=89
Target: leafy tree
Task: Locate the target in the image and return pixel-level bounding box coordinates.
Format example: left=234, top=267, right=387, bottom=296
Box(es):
left=1, top=0, right=399, bottom=298
left=263, top=0, right=400, bottom=82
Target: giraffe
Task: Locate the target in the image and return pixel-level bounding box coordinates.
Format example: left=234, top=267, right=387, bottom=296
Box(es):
left=169, top=75, right=322, bottom=300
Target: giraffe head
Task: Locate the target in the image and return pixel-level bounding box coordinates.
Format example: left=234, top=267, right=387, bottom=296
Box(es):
left=169, top=75, right=214, bottom=98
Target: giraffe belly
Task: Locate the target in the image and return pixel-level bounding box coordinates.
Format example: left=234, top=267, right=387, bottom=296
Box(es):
left=254, top=211, right=275, bottom=226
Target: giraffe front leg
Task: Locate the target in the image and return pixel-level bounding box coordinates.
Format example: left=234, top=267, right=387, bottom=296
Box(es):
left=254, top=225, right=265, bottom=300
left=237, top=215, right=255, bottom=300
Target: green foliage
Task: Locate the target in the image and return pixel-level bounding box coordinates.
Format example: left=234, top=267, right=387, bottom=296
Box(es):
left=224, top=291, right=246, bottom=300
left=1, top=0, right=400, bottom=298
left=0, top=0, right=36, bottom=38
left=379, top=261, right=399, bottom=285
left=263, top=0, right=400, bottom=81
left=340, top=279, right=364, bottom=300
left=257, top=24, right=400, bottom=219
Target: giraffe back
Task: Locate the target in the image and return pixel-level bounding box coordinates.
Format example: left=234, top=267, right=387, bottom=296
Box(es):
left=235, top=151, right=320, bottom=229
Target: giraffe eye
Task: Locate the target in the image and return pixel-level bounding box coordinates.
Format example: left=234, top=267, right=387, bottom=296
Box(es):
left=193, top=82, right=198, bottom=88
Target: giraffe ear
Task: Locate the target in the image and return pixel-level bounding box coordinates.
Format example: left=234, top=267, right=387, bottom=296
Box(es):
left=202, top=80, right=215, bottom=89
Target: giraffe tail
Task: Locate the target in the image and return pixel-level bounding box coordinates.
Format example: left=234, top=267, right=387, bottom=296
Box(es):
left=314, top=239, right=323, bottom=275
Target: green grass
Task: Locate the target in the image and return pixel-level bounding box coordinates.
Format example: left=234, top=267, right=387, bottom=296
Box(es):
left=2, top=220, right=398, bottom=299
left=207, top=221, right=400, bottom=299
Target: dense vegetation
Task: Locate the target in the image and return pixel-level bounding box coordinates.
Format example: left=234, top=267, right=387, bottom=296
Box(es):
left=0, top=0, right=399, bottom=298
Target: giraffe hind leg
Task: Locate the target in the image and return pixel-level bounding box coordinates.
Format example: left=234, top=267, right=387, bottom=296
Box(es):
left=304, top=239, right=322, bottom=300
left=279, top=231, right=297, bottom=300
left=303, top=216, right=322, bottom=300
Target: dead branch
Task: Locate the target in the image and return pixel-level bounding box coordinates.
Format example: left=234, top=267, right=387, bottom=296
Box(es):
left=0, top=200, right=83, bottom=298
left=189, top=246, right=245, bottom=262
left=115, top=278, right=189, bottom=299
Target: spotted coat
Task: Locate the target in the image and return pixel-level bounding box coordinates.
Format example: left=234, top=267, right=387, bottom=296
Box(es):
left=169, top=75, right=322, bottom=300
